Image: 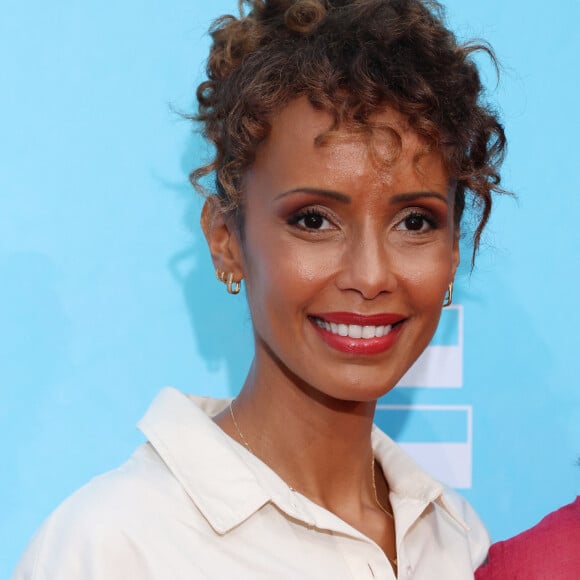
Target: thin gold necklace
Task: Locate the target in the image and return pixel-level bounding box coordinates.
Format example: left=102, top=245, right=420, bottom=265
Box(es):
left=371, top=458, right=394, bottom=520
left=229, top=399, right=397, bottom=570
left=229, top=398, right=252, bottom=452
left=371, top=456, right=398, bottom=572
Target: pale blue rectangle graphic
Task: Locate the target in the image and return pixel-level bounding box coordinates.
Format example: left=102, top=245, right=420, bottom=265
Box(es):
left=429, top=307, right=459, bottom=346
left=375, top=408, right=469, bottom=443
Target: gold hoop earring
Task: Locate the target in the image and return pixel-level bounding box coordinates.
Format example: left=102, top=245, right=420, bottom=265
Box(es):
left=443, top=282, right=453, bottom=307
left=215, top=269, right=227, bottom=283
left=226, top=272, right=241, bottom=295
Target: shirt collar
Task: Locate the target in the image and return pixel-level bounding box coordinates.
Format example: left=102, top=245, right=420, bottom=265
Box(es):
left=371, top=425, right=471, bottom=534
left=138, top=387, right=470, bottom=536
left=138, top=387, right=275, bottom=535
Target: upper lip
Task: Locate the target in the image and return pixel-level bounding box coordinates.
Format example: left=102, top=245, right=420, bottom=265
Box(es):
left=309, top=311, right=406, bottom=326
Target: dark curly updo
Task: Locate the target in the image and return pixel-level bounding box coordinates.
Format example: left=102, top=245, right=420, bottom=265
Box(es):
left=191, top=0, right=506, bottom=256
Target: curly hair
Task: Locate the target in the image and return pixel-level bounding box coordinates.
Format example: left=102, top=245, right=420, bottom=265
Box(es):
left=191, top=0, right=507, bottom=258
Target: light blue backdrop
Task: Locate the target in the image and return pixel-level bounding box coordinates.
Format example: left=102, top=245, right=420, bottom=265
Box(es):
left=2, top=1, right=579, bottom=576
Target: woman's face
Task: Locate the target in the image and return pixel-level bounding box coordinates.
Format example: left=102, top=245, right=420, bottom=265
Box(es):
left=211, top=97, right=459, bottom=402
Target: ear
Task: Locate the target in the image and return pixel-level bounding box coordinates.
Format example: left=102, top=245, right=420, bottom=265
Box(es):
left=200, top=197, right=245, bottom=281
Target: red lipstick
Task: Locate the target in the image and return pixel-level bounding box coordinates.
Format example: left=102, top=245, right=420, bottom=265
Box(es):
left=308, top=312, right=405, bottom=355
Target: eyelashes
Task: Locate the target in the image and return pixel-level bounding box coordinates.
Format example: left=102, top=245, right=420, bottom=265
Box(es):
left=286, top=206, right=441, bottom=234
left=286, top=207, right=335, bottom=231
left=396, top=211, right=439, bottom=233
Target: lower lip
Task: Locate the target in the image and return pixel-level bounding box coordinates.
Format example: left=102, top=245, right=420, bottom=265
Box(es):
left=309, top=319, right=404, bottom=355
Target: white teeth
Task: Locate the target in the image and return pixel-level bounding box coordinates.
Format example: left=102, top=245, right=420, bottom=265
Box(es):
left=348, top=324, right=362, bottom=338
left=314, top=318, right=392, bottom=339
left=362, top=325, right=374, bottom=339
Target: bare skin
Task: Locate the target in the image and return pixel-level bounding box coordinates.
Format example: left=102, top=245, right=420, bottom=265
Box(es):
left=203, top=97, right=459, bottom=572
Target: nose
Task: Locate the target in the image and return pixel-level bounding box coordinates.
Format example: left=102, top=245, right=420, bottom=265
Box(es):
left=335, top=229, right=398, bottom=300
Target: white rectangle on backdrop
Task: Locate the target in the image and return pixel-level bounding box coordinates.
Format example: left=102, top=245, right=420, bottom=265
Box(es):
left=375, top=404, right=473, bottom=489
left=397, top=305, right=463, bottom=388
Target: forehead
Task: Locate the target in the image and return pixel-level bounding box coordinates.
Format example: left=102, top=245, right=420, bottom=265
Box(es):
left=245, top=96, right=448, bottom=196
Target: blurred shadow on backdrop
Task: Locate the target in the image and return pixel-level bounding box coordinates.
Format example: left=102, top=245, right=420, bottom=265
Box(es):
left=0, top=252, right=70, bottom=535
left=167, top=129, right=253, bottom=396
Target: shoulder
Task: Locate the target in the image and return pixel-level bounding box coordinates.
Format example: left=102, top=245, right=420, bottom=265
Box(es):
left=13, top=443, right=193, bottom=580
left=53, top=442, right=189, bottom=524
left=475, top=497, right=580, bottom=580
left=439, top=485, right=487, bottom=531
left=438, top=486, right=491, bottom=568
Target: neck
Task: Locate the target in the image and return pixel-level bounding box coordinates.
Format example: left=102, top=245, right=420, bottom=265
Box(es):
left=217, top=357, right=379, bottom=511
left=216, top=352, right=397, bottom=571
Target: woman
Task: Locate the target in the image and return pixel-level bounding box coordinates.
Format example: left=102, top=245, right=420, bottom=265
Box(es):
left=475, top=497, right=580, bottom=579
left=14, top=0, right=506, bottom=578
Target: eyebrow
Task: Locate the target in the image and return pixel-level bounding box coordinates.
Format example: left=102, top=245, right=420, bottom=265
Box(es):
left=390, top=191, right=449, bottom=204
left=274, top=188, right=448, bottom=205
left=274, top=187, right=351, bottom=204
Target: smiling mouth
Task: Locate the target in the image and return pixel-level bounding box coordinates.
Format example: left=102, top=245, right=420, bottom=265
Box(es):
left=308, top=313, right=405, bottom=355
left=311, top=317, right=393, bottom=339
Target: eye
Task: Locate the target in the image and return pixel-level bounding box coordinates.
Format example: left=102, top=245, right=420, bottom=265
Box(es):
left=396, top=211, right=436, bottom=233
left=288, top=208, right=334, bottom=231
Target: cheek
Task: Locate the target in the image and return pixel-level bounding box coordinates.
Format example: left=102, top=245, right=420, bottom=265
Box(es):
left=393, top=246, right=454, bottom=301
left=242, top=243, right=313, bottom=323
left=244, top=233, right=336, bottom=290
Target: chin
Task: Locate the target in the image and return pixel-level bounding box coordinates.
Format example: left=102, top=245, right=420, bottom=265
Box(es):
left=320, top=373, right=404, bottom=404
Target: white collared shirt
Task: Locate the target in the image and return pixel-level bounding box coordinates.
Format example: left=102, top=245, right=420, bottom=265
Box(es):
left=14, top=387, right=489, bottom=579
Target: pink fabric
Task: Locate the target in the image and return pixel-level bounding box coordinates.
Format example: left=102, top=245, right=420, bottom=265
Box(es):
left=475, top=497, right=580, bottom=580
